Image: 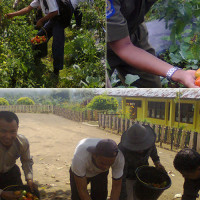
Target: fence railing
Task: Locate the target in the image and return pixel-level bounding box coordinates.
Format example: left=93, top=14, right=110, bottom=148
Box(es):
left=0, top=105, right=54, bottom=113
left=53, top=106, right=99, bottom=122
left=98, top=113, right=200, bottom=152
left=0, top=105, right=99, bottom=122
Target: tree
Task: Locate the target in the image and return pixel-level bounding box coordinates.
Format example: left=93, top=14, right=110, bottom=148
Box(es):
left=17, top=97, right=35, bottom=105
left=0, top=98, right=9, bottom=105
left=87, top=95, right=118, bottom=111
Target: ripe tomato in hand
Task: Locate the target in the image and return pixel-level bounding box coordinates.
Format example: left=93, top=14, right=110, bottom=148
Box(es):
left=195, top=77, right=200, bottom=86
left=195, top=69, right=200, bottom=78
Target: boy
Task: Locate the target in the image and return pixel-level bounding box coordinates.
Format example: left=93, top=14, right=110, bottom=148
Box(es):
left=174, top=148, right=200, bottom=200
left=106, top=0, right=198, bottom=88
left=0, top=111, right=34, bottom=200
left=6, top=0, right=73, bottom=75
left=70, top=138, right=125, bottom=200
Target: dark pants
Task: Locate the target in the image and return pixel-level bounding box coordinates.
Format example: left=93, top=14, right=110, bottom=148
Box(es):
left=74, top=7, right=83, bottom=27
left=0, top=165, right=23, bottom=190
left=70, top=168, right=109, bottom=200
left=37, top=17, right=67, bottom=71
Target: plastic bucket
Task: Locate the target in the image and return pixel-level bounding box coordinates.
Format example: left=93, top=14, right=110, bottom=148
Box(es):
left=32, top=41, right=48, bottom=58
left=32, top=27, right=48, bottom=58
left=135, top=166, right=171, bottom=200
left=2, top=185, right=40, bottom=200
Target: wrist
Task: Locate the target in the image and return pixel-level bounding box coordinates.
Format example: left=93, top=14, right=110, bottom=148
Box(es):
left=166, top=66, right=182, bottom=81
left=171, top=69, right=185, bottom=83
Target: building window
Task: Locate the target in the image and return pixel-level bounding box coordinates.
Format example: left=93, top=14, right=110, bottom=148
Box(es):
left=148, top=101, right=165, bottom=119
left=126, top=100, right=141, bottom=107
left=175, top=103, right=194, bottom=124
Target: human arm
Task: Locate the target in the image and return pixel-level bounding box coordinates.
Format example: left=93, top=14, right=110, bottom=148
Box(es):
left=182, top=179, right=200, bottom=200
left=150, top=145, right=166, bottom=172
left=110, top=178, right=122, bottom=200
left=73, top=173, right=92, bottom=200
left=36, top=11, right=58, bottom=27
left=20, top=137, right=34, bottom=190
left=5, top=6, right=33, bottom=19
left=108, top=36, right=199, bottom=88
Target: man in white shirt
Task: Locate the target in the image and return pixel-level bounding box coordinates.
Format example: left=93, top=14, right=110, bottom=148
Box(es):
left=70, top=138, right=125, bottom=200
left=6, top=0, right=73, bottom=75
left=0, top=111, right=34, bottom=200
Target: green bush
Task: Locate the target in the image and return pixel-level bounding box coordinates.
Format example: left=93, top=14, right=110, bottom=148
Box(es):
left=17, top=97, right=35, bottom=105
left=87, top=95, right=118, bottom=111
left=0, top=98, right=9, bottom=105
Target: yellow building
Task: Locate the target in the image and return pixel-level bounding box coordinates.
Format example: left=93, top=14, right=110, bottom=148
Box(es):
left=101, top=88, right=200, bottom=132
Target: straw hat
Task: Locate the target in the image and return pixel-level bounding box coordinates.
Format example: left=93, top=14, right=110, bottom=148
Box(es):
left=121, top=123, right=156, bottom=151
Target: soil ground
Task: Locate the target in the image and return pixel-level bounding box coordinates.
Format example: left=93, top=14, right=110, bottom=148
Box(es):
left=14, top=113, right=199, bottom=200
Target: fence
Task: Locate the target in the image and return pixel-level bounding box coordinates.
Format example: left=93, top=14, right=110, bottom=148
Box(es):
left=0, top=105, right=99, bottom=122
left=53, top=106, right=99, bottom=122
left=98, top=113, right=200, bottom=152
left=0, top=105, right=54, bottom=113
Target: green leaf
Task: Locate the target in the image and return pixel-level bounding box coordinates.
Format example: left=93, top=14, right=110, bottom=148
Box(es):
left=125, top=74, right=140, bottom=86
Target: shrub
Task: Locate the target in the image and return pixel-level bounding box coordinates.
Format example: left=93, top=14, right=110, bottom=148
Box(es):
left=17, top=97, right=35, bottom=105
left=87, top=95, right=118, bottom=111
left=0, top=98, right=9, bottom=105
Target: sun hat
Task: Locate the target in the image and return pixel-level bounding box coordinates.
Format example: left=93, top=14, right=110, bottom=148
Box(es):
left=87, top=139, right=118, bottom=157
left=121, top=123, right=156, bottom=151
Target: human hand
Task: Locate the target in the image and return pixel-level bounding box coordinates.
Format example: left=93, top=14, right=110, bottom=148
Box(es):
left=154, top=162, right=167, bottom=173
left=172, top=69, right=200, bottom=88
left=27, top=179, right=38, bottom=193
left=27, top=179, right=34, bottom=192
left=36, top=19, right=43, bottom=28
left=1, top=191, right=21, bottom=200
left=4, top=13, right=14, bottom=19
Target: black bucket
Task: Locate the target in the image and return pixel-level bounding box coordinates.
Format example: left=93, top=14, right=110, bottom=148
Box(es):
left=2, top=185, right=40, bottom=200
left=32, top=41, right=48, bottom=58
left=135, top=166, right=171, bottom=200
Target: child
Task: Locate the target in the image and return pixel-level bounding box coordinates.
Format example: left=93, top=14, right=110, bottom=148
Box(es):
left=174, top=148, right=200, bottom=200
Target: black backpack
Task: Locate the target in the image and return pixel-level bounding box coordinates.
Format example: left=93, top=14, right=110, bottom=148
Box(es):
left=56, top=0, right=73, bottom=26
left=41, top=0, right=73, bottom=26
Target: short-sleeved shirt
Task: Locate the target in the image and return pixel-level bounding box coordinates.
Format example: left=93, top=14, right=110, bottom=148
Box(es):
left=71, top=138, right=125, bottom=179
left=107, top=0, right=157, bottom=42
left=30, top=0, right=59, bottom=15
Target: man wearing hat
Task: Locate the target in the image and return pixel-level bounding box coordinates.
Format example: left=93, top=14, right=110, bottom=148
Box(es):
left=70, top=138, right=125, bottom=200
left=118, top=123, right=165, bottom=200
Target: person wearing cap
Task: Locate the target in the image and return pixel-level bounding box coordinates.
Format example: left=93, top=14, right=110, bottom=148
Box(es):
left=106, top=0, right=198, bottom=88
left=118, top=123, right=165, bottom=200
left=174, top=148, right=200, bottom=200
left=0, top=111, right=34, bottom=200
left=70, top=138, right=125, bottom=200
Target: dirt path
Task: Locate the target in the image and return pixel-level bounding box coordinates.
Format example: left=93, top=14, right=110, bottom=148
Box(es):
left=15, top=113, right=199, bottom=200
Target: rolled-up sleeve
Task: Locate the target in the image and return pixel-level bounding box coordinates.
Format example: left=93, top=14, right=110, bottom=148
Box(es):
left=20, top=138, right=33, bottom=181
left=106, top=0, right=129, bottom=42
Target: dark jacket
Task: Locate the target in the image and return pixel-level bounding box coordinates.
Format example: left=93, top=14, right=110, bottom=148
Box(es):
left=118, top=143, right=160, bottom=180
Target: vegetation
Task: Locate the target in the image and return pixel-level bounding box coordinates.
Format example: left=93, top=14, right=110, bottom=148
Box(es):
left=0, top=0, right=105, bottom=88
left=87, top=95, right=118, bottom=111
left=0, top=98, right=9, bottom=105
left=16, top=97, right=35, bottom=105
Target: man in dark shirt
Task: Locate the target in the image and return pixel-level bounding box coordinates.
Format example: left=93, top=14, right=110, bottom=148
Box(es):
left=174, top=148, right=200, bottom=200
left=118, top=123, right=165, bottom=200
